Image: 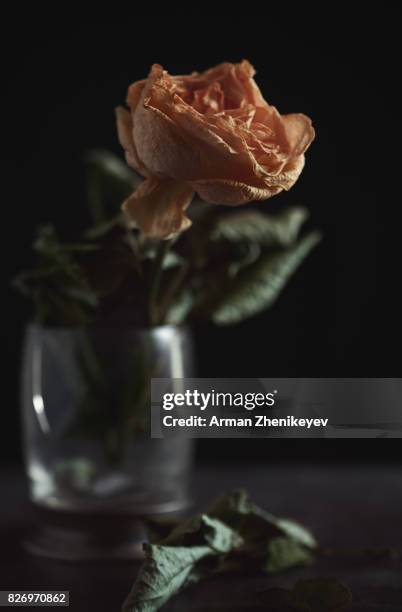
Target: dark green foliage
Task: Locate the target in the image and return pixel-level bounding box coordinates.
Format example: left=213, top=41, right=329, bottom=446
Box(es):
left=13, top=225, right=98, bottom=325
left=123, top=490, right=317, bottom=612
left=14, top=150, right=320, bottom=328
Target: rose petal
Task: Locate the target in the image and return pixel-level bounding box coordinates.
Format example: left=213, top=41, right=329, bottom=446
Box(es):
left=192, top=178, right=282, bottom=205
left=282, top=113, right=316, bottom=158
left=119, top=61, right=315, bottom=213
left=122, top=177, right=194, bottom=239
left=175, top=60, right=266, bottom=109
left=115, top=106, right=148, bottom=176
left=192, top=156, right=305, bottom=204
left=127, top=79, right=146, bottom=110
left=134, top=67, right=272, bottom=186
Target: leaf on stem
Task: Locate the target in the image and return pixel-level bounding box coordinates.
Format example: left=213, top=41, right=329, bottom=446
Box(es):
left=200, top=232, right=321, bottom=325
left=13, top=225, right=98, bottom=325
left=211, top=207, right=309, bottom=248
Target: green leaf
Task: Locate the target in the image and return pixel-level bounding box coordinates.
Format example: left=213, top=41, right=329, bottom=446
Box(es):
left=123, top=543, right=210, bottom=612
left=228, top=243, right=261, bottom=278
left=123, top=515, right=242, bottom=612
left=203, top=232, right=321, bottom=325
left=291, top=578, right=352, bottom=610
left=165, top=288, right=194, bottom=324
left=265, top=537, right=314, bottom=573
left=276, top=518, right=317, bottom=549
left=163, top=514, right=243, bottom=553
left=32, top=224, right=61, bottom=255
left=146, top=250, right=185, bottom=271
left=14, top=225, right=99, bottom=325
left=84, top=149, right=142, bottom=223
left=208, top=490, right=316, bottom=562
left=12, top=268, right=55, bottom=296
left=62, top=287, right=98, bottom=308
left=211, top=207, right=309, bottom=248
left=123, top=490, right=317, bottom=612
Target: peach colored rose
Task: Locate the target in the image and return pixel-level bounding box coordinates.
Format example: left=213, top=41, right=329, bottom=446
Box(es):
left=116, top=61, right=315, bottom=239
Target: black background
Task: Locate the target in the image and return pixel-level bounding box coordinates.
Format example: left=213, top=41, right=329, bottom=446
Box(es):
left=2, top=12, right=400, bottom=464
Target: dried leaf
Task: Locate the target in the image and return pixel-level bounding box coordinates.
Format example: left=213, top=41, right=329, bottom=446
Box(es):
left=123, top=515, right=241, bottom=612
left=203, top=232, right=321, bottom=325
left=123, top=490, right=317, bottom=612
left=211, top=207, right=309, bottom=247
left=265, top=537, right=314, bottom=573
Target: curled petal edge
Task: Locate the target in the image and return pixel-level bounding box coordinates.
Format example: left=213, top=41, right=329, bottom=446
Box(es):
left=192, top=156, right=305, bottom=205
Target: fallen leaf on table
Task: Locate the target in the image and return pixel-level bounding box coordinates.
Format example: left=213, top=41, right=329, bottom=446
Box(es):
left=123, top=489, right=317, bottom=612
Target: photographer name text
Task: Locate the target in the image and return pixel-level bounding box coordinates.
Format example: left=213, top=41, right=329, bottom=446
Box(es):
left=162, top=414, right=328, bottom=429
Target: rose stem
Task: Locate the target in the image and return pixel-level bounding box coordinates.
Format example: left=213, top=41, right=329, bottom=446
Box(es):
left=149, top=239, right=171, bottom=326
left=158, top=262, right=190, bottom=324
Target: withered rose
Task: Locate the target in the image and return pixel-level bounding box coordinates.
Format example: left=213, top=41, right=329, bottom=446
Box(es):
left=116, top=61, right=315, bottom=239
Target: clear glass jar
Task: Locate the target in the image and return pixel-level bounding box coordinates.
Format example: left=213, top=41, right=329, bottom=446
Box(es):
left=21, top=324, right=194, bottom=516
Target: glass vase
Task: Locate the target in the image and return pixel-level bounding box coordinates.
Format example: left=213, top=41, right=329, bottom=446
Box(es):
left=20, top=324, right=194, bottom=560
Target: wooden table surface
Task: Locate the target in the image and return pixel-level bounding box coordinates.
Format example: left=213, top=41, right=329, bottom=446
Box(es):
left=1, top=463, right=402, bottom=611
